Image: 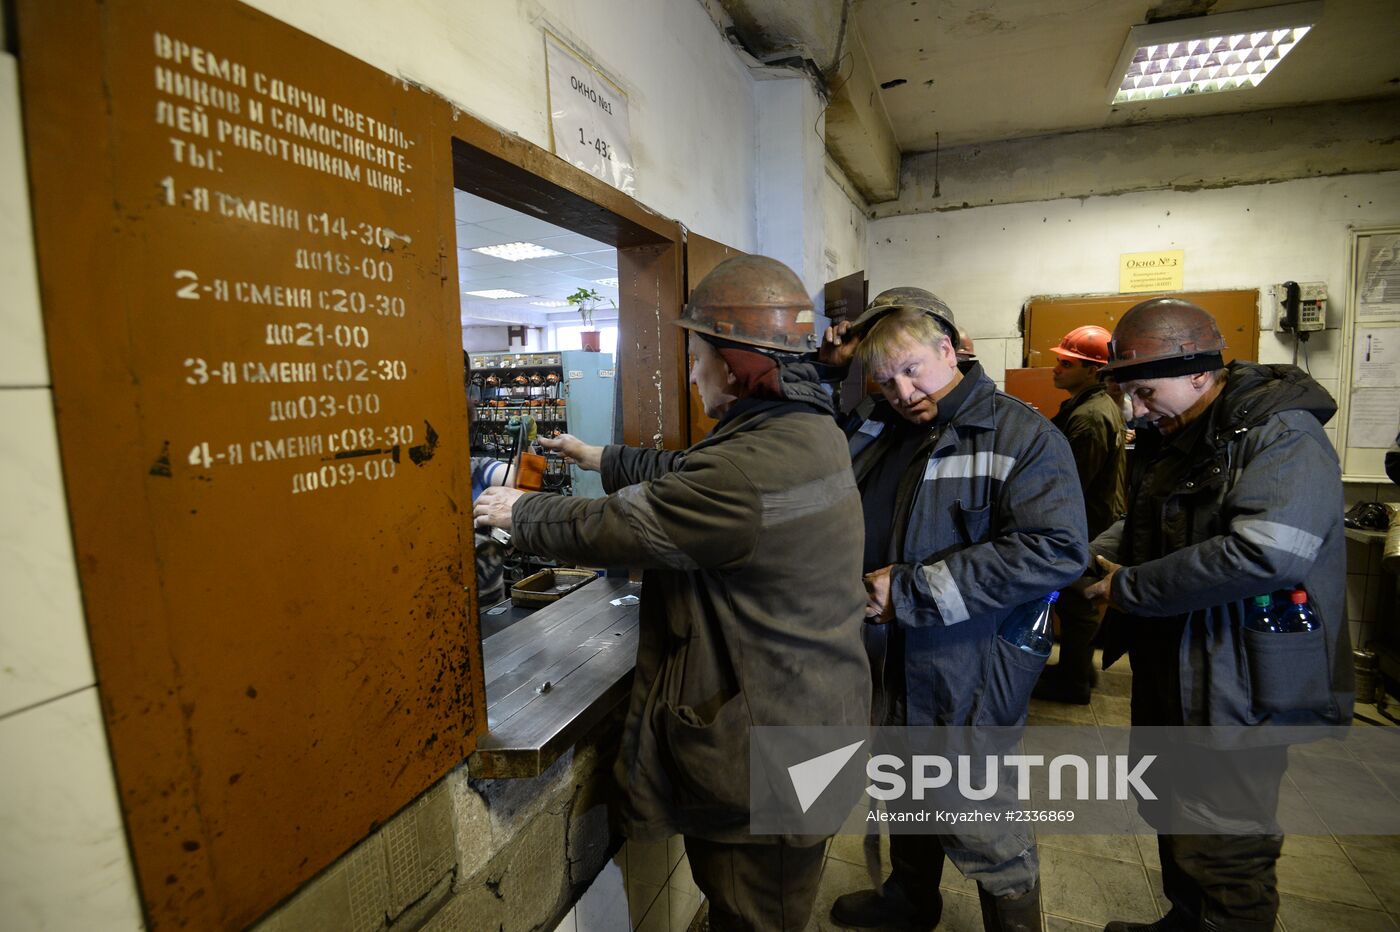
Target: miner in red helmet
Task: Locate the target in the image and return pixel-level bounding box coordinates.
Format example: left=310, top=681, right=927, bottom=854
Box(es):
left=1032, top=324, right=1126, bottom=705
left=475, top=256, right=870, bottom=931
left=1085, top=298, right=1351, bottom=932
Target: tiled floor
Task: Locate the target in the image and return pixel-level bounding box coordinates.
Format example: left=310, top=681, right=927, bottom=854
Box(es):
left=607, top=649, right=1399, bottom=931
left=799, top=652, right=1400, bottom=931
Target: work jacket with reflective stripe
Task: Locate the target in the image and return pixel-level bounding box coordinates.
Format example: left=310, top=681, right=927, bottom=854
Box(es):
left=847, top=365, right=1088, bottom=726
left=1094, top=361, right=1353, bottom=732
left=512, top=394, right=871, bottom=843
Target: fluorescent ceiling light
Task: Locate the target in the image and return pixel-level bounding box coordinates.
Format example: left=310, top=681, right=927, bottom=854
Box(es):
left=594, top=277, right=619, bottom=287
left=464, top=289, right=527, bottom=299
left=471, top=241, right=564, bottom=261
left=1108, top=1, right=1320, bottom=104
left=530, top=299, right=571, bottom=308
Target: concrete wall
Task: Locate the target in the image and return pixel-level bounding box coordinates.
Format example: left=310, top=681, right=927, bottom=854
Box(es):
left=754, top=75, right=829, bottom=304
left=876, top=98, right=1400, bottom=218
left=867, top=170, right=1400, bottom=396
left=243, top=0, right=762, bottom=254
left=821, top=156, right=870, bottom=284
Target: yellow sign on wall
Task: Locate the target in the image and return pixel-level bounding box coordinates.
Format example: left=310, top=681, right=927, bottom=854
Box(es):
left=1120, top=250, right=1184, bottom=293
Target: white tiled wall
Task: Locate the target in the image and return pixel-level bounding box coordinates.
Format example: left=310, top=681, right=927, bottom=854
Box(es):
left=559, top=837, right=702, bottom=932
left=0, top=50, right=145, bottom=931
left=0, top=389, right=95, bottom=718
left=0, top=688, right=143, bottom=930
left=0, top=55, right=48, bottom=387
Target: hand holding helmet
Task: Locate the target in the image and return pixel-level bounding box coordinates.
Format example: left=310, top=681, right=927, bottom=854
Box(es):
left=819, top=319, right=860, bottom=367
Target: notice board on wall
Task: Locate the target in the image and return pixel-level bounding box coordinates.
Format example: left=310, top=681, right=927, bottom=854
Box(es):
left=1338, top=228, right=1400, bottom=480
left=17, top=1, right=483, bottom=928
left=1023, top=290, right=1260, bottom=367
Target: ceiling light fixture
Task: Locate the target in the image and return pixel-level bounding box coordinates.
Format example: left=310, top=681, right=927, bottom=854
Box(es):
left=464, top=289, right=527, bottom=299
left=471, top=241, right=564, bottom=261
left=1108, top=1, right=1320, bottom=105
left=594, top=277, right=619, bottom=287
left=530, top=300, right=571, bottom=308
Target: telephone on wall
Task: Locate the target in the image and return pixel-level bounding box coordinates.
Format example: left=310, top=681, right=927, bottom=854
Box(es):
left=1275, top=280, right=1327, bottom=335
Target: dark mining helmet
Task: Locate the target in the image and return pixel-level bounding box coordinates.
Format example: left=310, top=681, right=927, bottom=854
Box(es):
left=676, top=255, right=817, bottom=353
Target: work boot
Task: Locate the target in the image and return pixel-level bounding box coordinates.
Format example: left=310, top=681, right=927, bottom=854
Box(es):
left=1032, top=668, right=1091, bottom=705
left=1102, top=910, right=1192, bottom=932
left=978, top=881, right=1042, bottom=932
left=830, top=882, right=942, bottom=930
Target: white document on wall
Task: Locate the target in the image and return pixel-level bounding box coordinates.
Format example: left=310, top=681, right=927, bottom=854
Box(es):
left=1347, top=388, right=1400, bottom=448
left=545, top=33, right=637, bottom=195
left=1353, top=329, right=1400, bottom=387
left=1358, top=234, right=1400, bottom=322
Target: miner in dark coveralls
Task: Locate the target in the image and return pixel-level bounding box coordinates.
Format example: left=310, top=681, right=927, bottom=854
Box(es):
left=822, top=287, right=1087, bottom=932
left=1086, top=298, right=1352, bottom=932
left=474, top=256, right=871, bottom=931
left=1033, top=324, right=1127, bottom=705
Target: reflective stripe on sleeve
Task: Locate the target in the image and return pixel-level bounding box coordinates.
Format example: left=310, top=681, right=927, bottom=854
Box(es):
left=924, top=451, right=1016, bottom=483
left=919, top=560, right=971, bottom=625
left=1233, top=517, right=1323, bottom=562
left=614, top=483, right=700, bottom=570
left=761, top=469, right=859, bottom=528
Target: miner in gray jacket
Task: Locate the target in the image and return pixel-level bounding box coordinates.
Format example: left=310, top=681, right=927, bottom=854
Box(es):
left=1087, top=298, right=1351, bottom=932
left=474, top=256, right=870, bottom=932
left=824, top=288, right=1087, bottom=932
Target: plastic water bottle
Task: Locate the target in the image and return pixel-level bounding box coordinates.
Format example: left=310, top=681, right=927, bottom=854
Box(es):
left=1244, top=594, right=1282, bottom=632
left=1000, top=592, right=1058, bottom=657
left=1278, top=588, right=1320, bottom=632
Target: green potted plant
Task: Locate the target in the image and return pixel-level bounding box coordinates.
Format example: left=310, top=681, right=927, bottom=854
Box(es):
left=565, top=287, right=613, bottom=351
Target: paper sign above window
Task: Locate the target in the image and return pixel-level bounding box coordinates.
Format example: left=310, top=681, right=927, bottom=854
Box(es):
left=1120, top=250, right=1185, bottom=294
left=545, top=33, right=637, bottom=195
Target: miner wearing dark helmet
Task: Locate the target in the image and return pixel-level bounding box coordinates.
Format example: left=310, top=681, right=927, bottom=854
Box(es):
left=1084, top=298, right=1351, bottom=932
left=473, top=255, right=871, bottom=931
left=821, top=286, right=1087, bottom=932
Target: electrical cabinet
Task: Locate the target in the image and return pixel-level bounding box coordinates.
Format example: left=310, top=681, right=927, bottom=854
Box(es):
left=468, top=351, right=616, bottom=498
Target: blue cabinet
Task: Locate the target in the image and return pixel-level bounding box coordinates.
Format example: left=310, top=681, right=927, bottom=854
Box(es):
left=467, top=350, right=615, bottom=498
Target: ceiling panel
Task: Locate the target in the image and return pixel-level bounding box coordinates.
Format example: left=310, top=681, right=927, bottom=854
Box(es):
left=453, top=189, right=618, bottom=327
left=453, top=189, right=521, bottom=224
left=476, top=213, right=567, bottom=241
left=853, top=0, right=1399, bottom=151
left=455, top=224, right=526, bottom=249
left=519, top=254, right=606, bottom=273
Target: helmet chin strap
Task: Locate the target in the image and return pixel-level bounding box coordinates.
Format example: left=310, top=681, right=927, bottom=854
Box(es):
left=698, top=332, right=805, bottom=365
left=1105, top=351, right=1224, bottom=383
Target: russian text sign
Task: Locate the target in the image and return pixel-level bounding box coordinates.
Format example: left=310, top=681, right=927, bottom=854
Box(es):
left=545, top=32, right=637, bottom=195
left=1120, top=249, right=1185, bottom=293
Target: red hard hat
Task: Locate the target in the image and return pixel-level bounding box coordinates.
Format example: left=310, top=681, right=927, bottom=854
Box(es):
left=1051, top=325, right=1112, bottom=365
